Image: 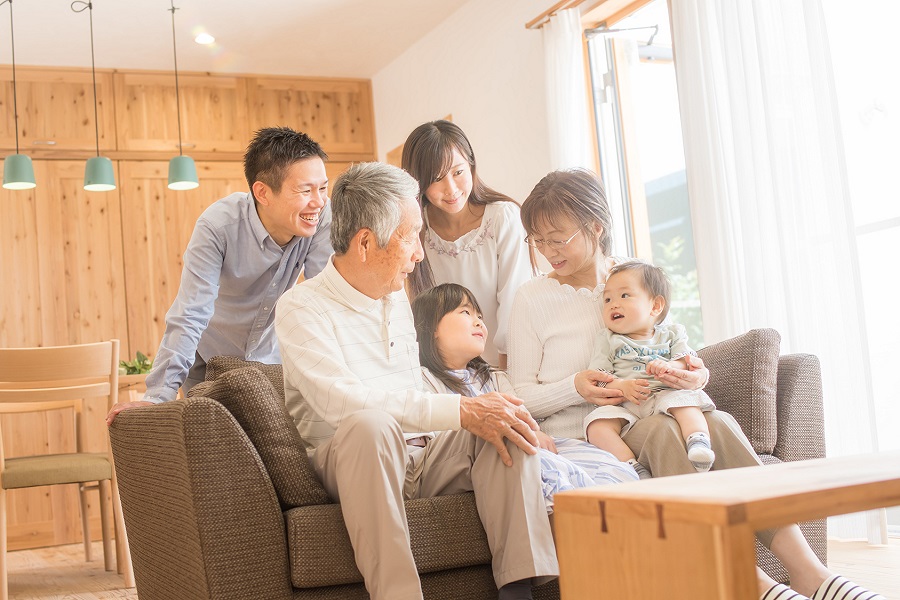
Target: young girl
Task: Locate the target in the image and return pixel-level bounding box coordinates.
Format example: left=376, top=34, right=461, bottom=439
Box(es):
left=585, top=261, right=716, bottom=479
left=411, top=282, right=638, bottom=514
left=402, top=120, right=532, bottom=369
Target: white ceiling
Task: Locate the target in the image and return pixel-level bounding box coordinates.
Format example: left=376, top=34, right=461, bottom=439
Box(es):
left=0, top=0, right=471, bottom=78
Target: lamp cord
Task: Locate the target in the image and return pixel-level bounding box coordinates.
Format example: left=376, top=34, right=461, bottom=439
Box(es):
left=169, top=0, right=183, bottom=156
left=71, top=1, right=101, bottom=157
left=4, top=0, right=20, bottom=154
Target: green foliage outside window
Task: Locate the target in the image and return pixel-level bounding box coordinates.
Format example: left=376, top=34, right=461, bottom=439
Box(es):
left=655, top=236, right=704, bottom=348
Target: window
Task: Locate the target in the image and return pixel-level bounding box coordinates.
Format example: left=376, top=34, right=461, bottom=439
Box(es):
left=585, top=0, right=704, bottom=346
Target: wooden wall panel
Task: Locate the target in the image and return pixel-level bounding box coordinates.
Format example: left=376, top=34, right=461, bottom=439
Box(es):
left=0, top=67, right=117, bottom=152
left=114, top=72, right=250, bottom=153
left=118, top=161, right=247, bottom=363
left=247, top=77, right=376, bottom=156
left=0, top=160, right=126, bottom=549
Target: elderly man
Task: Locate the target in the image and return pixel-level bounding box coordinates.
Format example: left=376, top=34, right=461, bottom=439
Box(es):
left=274, top=162, right=557, bottom=600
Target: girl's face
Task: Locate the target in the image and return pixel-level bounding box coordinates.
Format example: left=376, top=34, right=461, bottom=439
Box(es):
left=528, top=215, right=602, bottom=282
left=423, top=147, right=473, bottom=215
left=434, top=300, right=487, bottom=370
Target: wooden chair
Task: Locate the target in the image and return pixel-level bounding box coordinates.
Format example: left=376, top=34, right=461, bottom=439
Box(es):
left=0, top=339, right=134, bottom=599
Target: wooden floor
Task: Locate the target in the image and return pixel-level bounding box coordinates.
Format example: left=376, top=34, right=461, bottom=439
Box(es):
left=5, top=538, right=899, bottom=599
left=7, top=542, right=136, bottom=600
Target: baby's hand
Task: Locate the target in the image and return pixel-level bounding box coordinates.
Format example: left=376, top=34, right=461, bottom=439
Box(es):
left=645, top=360, right=672, bottom=377
left=607, top=379, right=651, bottom=404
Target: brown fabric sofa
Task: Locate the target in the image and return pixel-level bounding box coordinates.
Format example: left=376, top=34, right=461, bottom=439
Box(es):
left=108, top=328, right=825, bottom=600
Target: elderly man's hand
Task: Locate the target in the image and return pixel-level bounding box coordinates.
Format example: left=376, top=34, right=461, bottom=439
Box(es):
left=459, top=392, right=540, bottom=467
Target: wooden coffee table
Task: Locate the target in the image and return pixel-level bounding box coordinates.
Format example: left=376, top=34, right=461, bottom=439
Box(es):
left=554, top=451, right=900, bottom=599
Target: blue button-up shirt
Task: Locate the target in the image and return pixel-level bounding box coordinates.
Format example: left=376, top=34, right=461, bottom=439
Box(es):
left=144, top=191, right=333, bottom=402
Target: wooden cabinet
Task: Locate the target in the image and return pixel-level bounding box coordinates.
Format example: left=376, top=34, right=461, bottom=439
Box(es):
left=0, top=160, right=128, bottom=351
left=114, top=72, right=251, bottom=154
left=0, top=67, right=116, bottom=153
left=0, top=65, right=375, bottom=551
left=0, top=160, right=127, bottom=550
left=118, top=161, right=247, bottom=360
left=247, top=77, right=375, bottom=157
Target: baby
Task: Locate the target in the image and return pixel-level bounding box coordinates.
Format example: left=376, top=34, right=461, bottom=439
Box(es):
left=585, top=261, right=715, bottom=479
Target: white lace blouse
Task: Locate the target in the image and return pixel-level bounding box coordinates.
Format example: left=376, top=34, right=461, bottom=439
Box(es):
left=423, top=201, right=532, bottom=366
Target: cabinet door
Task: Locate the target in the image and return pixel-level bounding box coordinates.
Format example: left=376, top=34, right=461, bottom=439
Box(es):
left=247, top=77, right=376, bottom=156
left=0, top=160, right=128, bottom=550
left=325, top=161, right=351, bottom=193
left=114, top=72, right=250, bottom=153
left=118, top=161, right=247, bottom=361
left=0, top=67, right=116, bottom=152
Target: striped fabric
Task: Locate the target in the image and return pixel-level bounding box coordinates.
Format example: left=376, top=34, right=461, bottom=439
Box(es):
left=811, top=576, right=885, bottom=600
left=761, top=583, right=809, bottom=600
left=444, top=368, right=638, bottom=512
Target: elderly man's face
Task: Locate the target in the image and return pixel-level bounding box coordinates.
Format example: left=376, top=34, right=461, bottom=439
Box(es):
left=368, top=195, right=424, bottom=297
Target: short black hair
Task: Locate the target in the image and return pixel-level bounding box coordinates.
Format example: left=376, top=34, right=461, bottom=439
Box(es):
left=607, top=261, right=672, bottom=323
left=243, top=127, right=328, bottom=198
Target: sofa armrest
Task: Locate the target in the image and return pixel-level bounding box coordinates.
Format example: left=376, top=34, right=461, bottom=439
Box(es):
left=110, top=398, right=294, bottom=600
left=773, top=353, right=825, bottom=463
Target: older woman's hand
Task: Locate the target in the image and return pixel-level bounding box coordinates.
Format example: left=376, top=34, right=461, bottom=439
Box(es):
left=653, top=354, right=709, bottom=391
left=575, top=369, right=625, bottom=406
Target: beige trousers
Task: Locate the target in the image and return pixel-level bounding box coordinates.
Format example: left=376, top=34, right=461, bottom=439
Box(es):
left=311, top=409, right=558, bottom=600
left=623, top=409, right=777, bottom=547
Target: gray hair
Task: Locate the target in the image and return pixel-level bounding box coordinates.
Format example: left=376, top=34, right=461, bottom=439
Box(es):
left=330, top=162, right=420, bottom=255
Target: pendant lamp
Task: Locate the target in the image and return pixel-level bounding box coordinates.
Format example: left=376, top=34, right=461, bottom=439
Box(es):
left=2, top=0, right=35, bottom=190
left=73, top=0, right=115, bottom=191
left=166, top=0, right=198, bottom=191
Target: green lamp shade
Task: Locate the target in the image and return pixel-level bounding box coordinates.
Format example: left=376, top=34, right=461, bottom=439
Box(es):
left=168, top=155, right=199, bottom=190
left=3, top=153, right=36, bottom=190
left=84, top=156, right=117, bottom=191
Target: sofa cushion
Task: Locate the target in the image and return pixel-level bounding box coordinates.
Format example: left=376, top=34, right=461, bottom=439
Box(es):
left=697, top=328, right=780, bottom=454
left=188, top=367, right=330, bottom=508
left=285, top=492, right=491, bottom=588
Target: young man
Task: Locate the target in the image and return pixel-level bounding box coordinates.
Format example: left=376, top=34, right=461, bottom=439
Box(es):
left=107, top=127, right=333, bottom=423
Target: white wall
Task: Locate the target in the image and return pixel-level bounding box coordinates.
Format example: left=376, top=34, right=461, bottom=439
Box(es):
left=372, top=0, right=553, bottom=203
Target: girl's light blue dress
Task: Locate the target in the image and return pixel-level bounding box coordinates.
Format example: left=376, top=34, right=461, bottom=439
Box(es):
left=422, top=367, right=639, bottom=513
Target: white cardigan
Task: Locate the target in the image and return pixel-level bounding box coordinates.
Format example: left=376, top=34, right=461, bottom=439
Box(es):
left=507, top=275, right=608, bottom=440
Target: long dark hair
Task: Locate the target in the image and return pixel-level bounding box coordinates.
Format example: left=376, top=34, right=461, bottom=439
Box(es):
left=401, top=120, right=515, bottom=297
left=411, top=283, right=493, bottom=396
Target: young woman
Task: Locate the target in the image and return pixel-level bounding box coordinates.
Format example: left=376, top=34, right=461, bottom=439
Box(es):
left=507, top=168, right=883, bottom=600
left=402, top=120, right=532, bottom=368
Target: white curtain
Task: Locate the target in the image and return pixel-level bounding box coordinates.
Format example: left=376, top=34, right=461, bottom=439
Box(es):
left=670, top=0, right=880, bottom=538
left=542, top=8, right=593, bottom=170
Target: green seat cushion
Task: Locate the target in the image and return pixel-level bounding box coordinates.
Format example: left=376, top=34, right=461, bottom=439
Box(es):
left=2, top=452, right=111, bottom=489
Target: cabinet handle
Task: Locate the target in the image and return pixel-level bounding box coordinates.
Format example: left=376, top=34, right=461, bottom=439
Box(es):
left=178, top=143, right=196, bottom=149
left=32, top=140, right=57, bottom=145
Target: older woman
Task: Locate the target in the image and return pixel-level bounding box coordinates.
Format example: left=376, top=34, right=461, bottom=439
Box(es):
left=507, top=169, right=882, bottom=600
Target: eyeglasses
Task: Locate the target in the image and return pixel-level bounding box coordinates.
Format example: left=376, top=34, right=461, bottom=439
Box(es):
left=524, top=229, right=582, bottom=250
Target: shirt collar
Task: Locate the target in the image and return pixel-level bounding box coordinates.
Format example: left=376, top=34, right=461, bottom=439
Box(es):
left=323, top=256, right=388, bottom=313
